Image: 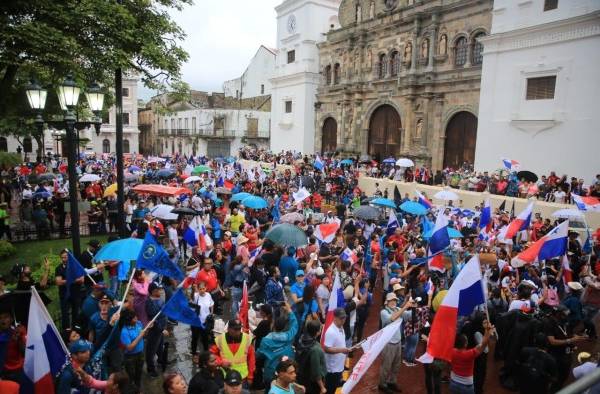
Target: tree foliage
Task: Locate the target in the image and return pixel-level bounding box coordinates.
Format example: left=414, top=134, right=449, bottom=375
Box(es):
left=0, top=0, right=191, bottom=140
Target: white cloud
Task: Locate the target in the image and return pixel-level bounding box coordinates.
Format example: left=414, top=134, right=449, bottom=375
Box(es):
left=140, top=0, right=280, bottom=100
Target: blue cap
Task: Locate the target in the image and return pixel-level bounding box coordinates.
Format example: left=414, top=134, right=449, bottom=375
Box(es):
left=390, top=263, right=401, bottom=270
left=295, top=270, right=305, bottom=277
left=69, top=339, right=92, bottom=353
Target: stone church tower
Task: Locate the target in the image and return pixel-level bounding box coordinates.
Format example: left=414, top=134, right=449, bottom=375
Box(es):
left=315, top=0, right=492, bottom=170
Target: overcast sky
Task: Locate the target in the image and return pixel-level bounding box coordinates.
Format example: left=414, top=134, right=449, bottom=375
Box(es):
left=139, top=0, right=281, bottom=100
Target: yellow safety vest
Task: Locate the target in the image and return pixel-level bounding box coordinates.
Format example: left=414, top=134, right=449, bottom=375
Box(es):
left=215, top=333, right=250, bottom=379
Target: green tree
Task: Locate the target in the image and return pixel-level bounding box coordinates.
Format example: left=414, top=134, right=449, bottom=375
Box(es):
left=0, top=0, right=191, bottom=156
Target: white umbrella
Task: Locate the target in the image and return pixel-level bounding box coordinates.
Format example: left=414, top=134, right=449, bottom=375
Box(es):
left=150, top=204, right=178, bottom=220
left=183, top=175, right=202, bottom=184
left=434, top=189, right=459, bottom=201
left=148, top=156, right=166, bottom=164
left=396, top=158, right=414, bottom=167
left=551, top=208, right=584, bottom=220
left=79, top=174, right=101, bottom=183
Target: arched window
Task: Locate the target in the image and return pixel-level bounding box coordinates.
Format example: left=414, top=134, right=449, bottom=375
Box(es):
left=23, top=137, right=32, bottom=153
left=333, top=63, right=341, bottom=84
left=378, top=54, right=387, bottom=79
left=102, top=139, right=110, bottom=153
left=471, top=32, right=486, bottom=65
left=325, top=65, right=332, bottom=85
left=123, top=139, right=130, bottom=153
left=0, top=137, right=7, bottom=152
left=454, top=37, right=468, bottom=66
left=390, top=51, right=400, bottom=76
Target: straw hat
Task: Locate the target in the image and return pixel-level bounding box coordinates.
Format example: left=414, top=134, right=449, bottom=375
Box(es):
left=237, top=234, right=249, bottom=244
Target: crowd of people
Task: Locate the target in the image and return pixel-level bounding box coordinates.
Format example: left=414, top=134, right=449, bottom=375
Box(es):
left=0, top=148, right=598, bottom=394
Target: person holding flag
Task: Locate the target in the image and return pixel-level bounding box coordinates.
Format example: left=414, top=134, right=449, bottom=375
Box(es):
left=55, top=248, right=85, bottom=331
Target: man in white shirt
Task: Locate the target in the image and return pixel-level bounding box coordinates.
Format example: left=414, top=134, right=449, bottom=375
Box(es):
left=378, top=293, right=414, bottom=393
left=323, top=308, right=351, bottom=394
left=168, top=222, right=180, bottom=262
left=553, top=188, right=566, bottom=204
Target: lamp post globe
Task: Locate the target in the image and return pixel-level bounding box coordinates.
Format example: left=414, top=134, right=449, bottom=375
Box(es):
left=57, top=75, right=81, bottom=109
left=85, top=82, right=105, bottom=136
left=25, top=80, right=47, bottom=111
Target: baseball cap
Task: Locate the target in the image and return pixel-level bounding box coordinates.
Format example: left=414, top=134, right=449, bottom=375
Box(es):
left=69, top=339, right=92, bottom=353
left=295, top=270, right=305, bottom=277
left=225, top=370, right=242, bottom=386
left=88, top=239, right=101, bottom=248
left=98, top=294, right=111, bottom=303
left=333, top=307, right=346, bottom=319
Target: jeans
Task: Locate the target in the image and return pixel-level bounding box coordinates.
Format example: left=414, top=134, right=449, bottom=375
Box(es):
left=109, top=275, right=119, bottom=297
left=404, top=333, right=419, bottom=362
left=325, top=372, right=343, bottom=394
left=231, top=286, right=242, bottom=317
left=450, top=380, right=475, bottom=394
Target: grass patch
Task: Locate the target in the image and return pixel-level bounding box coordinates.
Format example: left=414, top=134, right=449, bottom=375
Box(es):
left=1, top=235, right=110, bottom=322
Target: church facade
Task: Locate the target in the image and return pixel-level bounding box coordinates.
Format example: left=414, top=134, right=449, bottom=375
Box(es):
left=315, top=0, right=492, bottom=170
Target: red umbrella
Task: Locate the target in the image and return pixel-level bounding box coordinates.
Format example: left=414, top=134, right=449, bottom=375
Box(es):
left=19, top=166, right=31, bottom=176
left=59, top=163, right=68, bottom=173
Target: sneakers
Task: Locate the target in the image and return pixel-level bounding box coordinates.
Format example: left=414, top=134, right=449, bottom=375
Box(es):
left=402, top=360, right=417, bottom=367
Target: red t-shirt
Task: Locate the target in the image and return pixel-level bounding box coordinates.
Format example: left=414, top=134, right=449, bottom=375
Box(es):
left=3, top=327, right=26, bottom=371
left=196, top=268, right=218, bottom=292
left=451, top=347, right=481, bottom=379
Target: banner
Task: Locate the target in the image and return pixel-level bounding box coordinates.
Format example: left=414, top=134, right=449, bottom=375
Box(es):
left=342, top=319, right=402, bottom=394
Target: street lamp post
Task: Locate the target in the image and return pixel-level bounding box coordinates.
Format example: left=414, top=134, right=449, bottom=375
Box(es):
left=26, top=76, right=104, bottom=256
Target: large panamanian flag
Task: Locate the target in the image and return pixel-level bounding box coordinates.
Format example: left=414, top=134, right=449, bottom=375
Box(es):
left=512, top=220, right=569, bottom=266
left=418, top=255, right=485, bottom=363
left=315, top=222, right=340, bottom=244
left=479, top=198, right=491, bottom=231
left=572, top=194, right=600, bottom=212
left=22, top=287, right=69, bottom=394
left=503, top=201, right=534, bottom=240
left=321, top=272, right=345, bottom=345
left=428, top=210, right=450, bottom=271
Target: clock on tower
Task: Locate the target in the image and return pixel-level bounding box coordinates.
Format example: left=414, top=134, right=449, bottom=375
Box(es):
left=287, top=14, right=297, bottom=33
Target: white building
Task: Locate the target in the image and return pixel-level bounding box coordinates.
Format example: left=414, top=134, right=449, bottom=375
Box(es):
left=223, top=46, right=276, bottom=99
left=475, top=0, right=600, bottom=183
left=269, top=0, right=341, bottom=155
left=1, top=75, right=141, bottom=159
left=155, top=101, right=271, bottom=158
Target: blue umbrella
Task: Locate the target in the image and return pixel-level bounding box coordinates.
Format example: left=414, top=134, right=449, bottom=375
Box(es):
left=32, top=191, right=51, bottom=199
left=241, top=195, right=268, bottom=209
left=339, top=159, right=354, bottom=165
left=399, top=201, right=428, bottom=216
left=231, top=192, right=251, bottom=202
left=382, top=157, right=396, bottom=164
left=94, top=238, right=144, bottom=262
left=129, top=165, right=141, bottom=172
left=423, top=227, right=464, bottom=239
left=371, top=197, right=397, bottom=209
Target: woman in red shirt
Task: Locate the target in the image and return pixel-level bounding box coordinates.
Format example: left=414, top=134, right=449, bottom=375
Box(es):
left=449, top=320, right=493, bottom=394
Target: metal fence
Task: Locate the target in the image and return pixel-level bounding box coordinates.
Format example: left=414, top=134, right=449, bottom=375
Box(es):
left=10, top=222, right=117, bottom=243
left=557, top=368, right=600, bottom=394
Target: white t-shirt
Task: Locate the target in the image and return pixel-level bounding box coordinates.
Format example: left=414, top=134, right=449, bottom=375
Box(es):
left=554, top=190, right=566, bottom=203
left=168, top=227, right=179, bottom=248
left=316, top=284, right=330, bottom=313
left=193, top=292, right=214, bottom=324
left=324, top=324, right=347, bottom=373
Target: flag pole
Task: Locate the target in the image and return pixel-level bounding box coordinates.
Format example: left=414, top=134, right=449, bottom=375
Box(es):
left=115, top=268, right=135, bottom=316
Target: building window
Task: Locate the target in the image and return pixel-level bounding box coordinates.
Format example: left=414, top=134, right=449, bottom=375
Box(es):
left=102, top=111, right=109, bottom=124
left=454, top=37, right=468, bottom=66
left=192, top=117, right=197, bottom=131
left=378, top=54, right=387, bottom=78
left=164, top=119, right=168, bottom=129
left=526, top=76, right=557, bottom=100
left=122, top=112, right=130, bottom=125
left=23, top=137, right=32, bottom=153
left=285, top=101, right=293, bottom=113
left=333, top=63, right=341, bottom=84
left=178, top=118, right=182, bottom=129
left=472, top=33, right=486, bottom=65
left=184, top=118, right=188, bottom=129
left=390, top=51, right=400, bottom=76
left=287, top=50, right=295, bottom=63
left=102, top=139, right=110, bottom=153
left=0, top=137, right=6, bottom=152
left=236, top=90, right=239, bottom=99
left=123, top=139, right=130, bottom=153
left=122, top=88, right=130, bottom=97
left=544, top=0, right=558, bottom=11
left=325, top=65, right=332, bottom=85
left=261, top=84, right=265, bottom=94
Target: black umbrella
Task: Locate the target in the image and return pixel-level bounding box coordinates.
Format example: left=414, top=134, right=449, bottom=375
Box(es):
left=0, top=290, right=52, bottom=325
left=517, top=170, right=538, bottom=183
left=171, top=207, right=199, bottom=215
left=353, top=205, right=380, bottom=220
left=300, top=176, right=315, bottom=189
left=156, top=169, right=176, bottom=179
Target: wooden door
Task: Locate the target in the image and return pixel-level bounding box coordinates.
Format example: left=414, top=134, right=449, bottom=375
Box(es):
left=368, top=105, right=401, bottom=161
left=321, top=117, right=337, bottom=153
left=443, top=111, right=478, bottom=169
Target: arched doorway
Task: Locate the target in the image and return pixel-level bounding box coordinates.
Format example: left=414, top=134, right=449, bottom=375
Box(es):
left=368, top=105, right=401, bottom=160
left=443, top=111, right=478, bottom=169
left=321, top=118, right=337, bottom=153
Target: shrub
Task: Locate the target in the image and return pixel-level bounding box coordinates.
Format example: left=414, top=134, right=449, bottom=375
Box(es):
left=0, top=240, right=16, bottom=259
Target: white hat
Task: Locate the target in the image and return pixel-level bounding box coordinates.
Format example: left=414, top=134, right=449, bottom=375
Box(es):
left=567, top=281, right=583, bottom=291
left=385, top=292, right=398, bottom=302
left=520, top=279, right=538, bottom=290
left=315, top=267, right=325, bottom=276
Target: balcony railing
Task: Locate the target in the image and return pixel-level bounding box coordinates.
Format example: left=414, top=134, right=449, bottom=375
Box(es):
left=244, top=130, right=270, bottom=139
left=157, top=129, right=245, bottom=138
left=198, top=129, right=236, bottom=138
left=157, top=129, right=193, bottom=136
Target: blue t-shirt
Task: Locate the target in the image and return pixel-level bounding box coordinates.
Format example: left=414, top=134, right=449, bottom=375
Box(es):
left=120, top=321, right=144, bottom=355
left=300, top=299, right=318, bottom=323
left=290, top=282, right=305, bottom=300
left=279, top=256, right=298, bottom=284
left=269, top=384, right=295, bottom=394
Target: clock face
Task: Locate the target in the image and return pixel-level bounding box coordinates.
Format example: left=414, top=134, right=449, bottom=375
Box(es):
left=287, top=14, right=297, bottom=33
